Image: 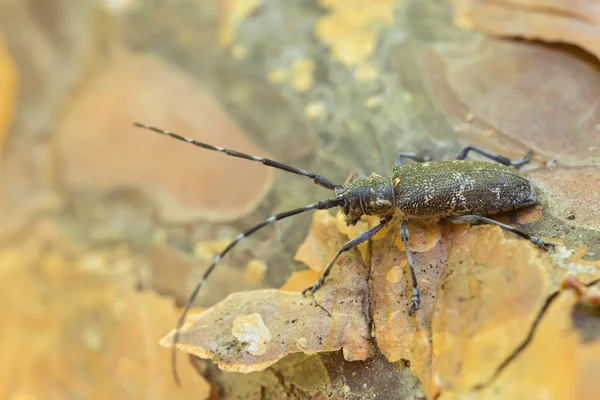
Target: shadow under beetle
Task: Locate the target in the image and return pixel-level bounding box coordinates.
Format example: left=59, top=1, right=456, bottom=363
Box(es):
left=133, top=122, right=555, bottom=384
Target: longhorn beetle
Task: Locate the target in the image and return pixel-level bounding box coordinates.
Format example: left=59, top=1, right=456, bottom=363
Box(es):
left=132, top=122, right=555, bottom=384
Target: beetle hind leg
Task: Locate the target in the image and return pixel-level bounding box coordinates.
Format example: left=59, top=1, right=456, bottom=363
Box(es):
left=456, top=146, right=531, bottom=168
left=395, top=152, right=432, bottom=166
left=400, top=221, right=420, bottom=315
left=448, top=215, right=556, bottom=250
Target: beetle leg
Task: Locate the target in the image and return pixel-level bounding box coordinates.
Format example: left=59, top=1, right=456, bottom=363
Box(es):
left=455, top=146, right=531, bottom=168
left=448, top=215, right=556, bottom=250
left=400, top=221, right=420, bottom=315
left=302, top=215, right=393, bottom=296
left=395, top=152, right=432, bottom=166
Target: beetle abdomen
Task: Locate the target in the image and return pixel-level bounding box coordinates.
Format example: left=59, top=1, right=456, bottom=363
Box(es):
left=393, top=160, right=536, bottom=218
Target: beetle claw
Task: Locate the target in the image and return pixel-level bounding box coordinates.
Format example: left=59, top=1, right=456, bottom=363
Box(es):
left=531, top=236, right=556, bottom=251
left=302, top=278, right=324, bottom=297
left=408, top=300, right=419, bottom=316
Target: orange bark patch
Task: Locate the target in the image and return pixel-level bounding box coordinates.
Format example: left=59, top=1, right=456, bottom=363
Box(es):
left=0, top=33, right=17, bottom=167
left=394, top=220, right=442, bottom=253
left=280, top=269, right=322, bottom=292
left=294, top=210, right=339, bottom=272
left=0, top=220, right=210, bottom=399
left=56, top=53, right=274, bottom=224
left=371, top=220, right=553, bottom=398
left=461, top=288, right=600, bottom=399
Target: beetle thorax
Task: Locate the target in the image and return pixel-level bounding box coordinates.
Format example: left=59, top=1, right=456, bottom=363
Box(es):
left=336, top=173, right=395, bottom=226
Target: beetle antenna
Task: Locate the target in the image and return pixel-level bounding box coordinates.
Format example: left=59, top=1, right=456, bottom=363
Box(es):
left=170, top=197, right=339, bottom=385
left=133, top=122, right=341, bottom=190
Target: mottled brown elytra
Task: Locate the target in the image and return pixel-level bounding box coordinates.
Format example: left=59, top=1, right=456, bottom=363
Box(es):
left=132, top=122, right=555, bottom=385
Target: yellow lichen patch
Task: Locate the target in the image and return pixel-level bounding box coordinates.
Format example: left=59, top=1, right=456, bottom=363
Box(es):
left=267, top=67, right=288, bottom=84
left=364, top=95, right=382, bottom=109
left=315, top=0, right=400, bottom=68
left=354, top=63, right=379, bottom=82
left=163, top=209, right=373, bottom=372
left=218, top=0, right=262, bottom=48
left=304, top=101, right=326, bottom=120
left=231, top=313, right=272, bottom=356
left=290, top=58, right=316, bottom=93
left=230, top=44, right=248, bottom=60
left=244, top=259, right=268, bottom=284
left=0, top=220, right=210, bottom=399
left=452, top=288, right=600, bottom=399
left=267, top=59, right=316, bottom=94
left=0, top=33, right=18, bottom=191
left=371, top=220, right=555, bottom=399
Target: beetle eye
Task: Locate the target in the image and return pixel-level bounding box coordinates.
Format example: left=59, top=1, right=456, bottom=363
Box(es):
left=338, top=197, right=350, bottom=214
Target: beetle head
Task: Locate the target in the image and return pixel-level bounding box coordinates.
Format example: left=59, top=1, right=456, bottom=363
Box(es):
left=335, top=183, right=364, bottom=226
left=335, top=174, right=395, bottom=226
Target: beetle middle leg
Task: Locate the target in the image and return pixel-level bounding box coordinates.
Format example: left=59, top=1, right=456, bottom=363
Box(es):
left=400, top=221, right=420, bottom=315
left=447, top=215, right=556, bottom=250
left=302, top=215, right=393, bottom=296
left=455, top=146, right=531, bottom=167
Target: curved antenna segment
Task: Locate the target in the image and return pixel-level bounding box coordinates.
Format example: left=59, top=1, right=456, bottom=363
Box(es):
left=170, top=197, right=339, bottom=385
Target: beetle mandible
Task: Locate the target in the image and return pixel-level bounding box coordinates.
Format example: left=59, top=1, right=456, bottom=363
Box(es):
left=132, top=122, right=555, bottom=384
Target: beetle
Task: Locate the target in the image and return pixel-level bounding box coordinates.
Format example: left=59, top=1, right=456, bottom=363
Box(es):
left=132, top=122, right=555, bottom=384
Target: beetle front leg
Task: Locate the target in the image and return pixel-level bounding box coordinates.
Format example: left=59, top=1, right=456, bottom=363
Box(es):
left=455, top=146, right=531, bottom=168
left=448, top=215, right=556, bottom=250
left=302, top=215, right=392, bottom=296
left=400, top=221, right=420, bottom=315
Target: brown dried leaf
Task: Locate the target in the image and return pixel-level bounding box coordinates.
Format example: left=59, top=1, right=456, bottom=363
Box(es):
left=162, top=209, right=373, bottom=372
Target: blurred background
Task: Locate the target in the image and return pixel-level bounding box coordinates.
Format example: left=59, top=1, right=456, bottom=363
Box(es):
left=0, top=0, right=599, bottom=399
